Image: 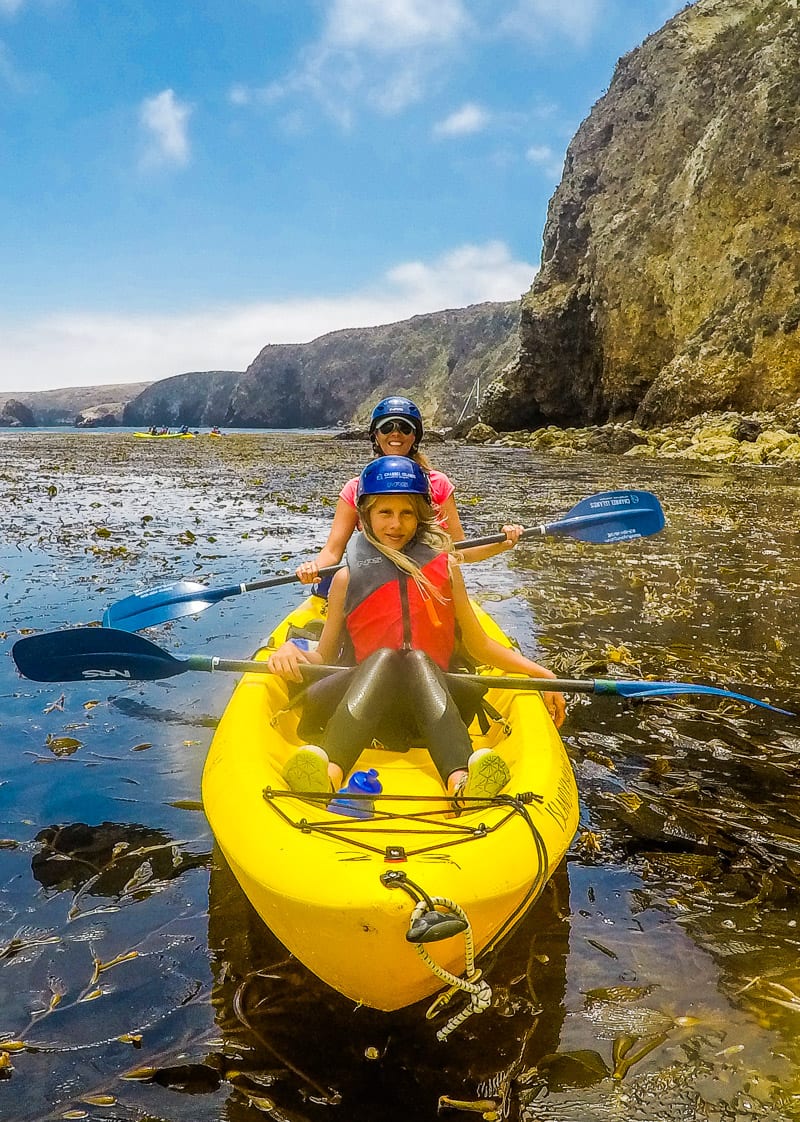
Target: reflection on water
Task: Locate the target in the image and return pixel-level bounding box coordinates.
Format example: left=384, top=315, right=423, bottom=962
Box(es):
left=207, top=856, right=570, bottom=1119
left=1, top=433, right=800, bottom=1119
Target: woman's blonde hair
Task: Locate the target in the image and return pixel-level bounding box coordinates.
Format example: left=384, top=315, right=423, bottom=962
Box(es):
left=359, top=492, right=457, bottom=602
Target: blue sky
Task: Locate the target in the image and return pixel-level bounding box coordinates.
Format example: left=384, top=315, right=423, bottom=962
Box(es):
left=1, top=0, right=691, bottom=392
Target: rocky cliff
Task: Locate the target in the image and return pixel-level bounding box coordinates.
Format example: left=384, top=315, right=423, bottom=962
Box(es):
left=119, top=303, right=517, bottom=428
left=122, top=371, right=242, bottom=427
left=0, top=383, right=152, bottom=426
left=482, top=0, right=800, bottom=431
left=225, top=302, right=519, bottom=428
left=0, top=399, right=35, bottom=427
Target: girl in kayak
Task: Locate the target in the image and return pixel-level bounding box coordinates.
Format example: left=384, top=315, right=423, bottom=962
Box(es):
left=295, top=395, right=522, bottom=587
left=269, top=455, right=565, bottom=802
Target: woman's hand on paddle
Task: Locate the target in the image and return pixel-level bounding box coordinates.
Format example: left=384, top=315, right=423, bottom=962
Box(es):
left=295, top=500, right=359, bottom=582
left=267, top=641, right=313, bottom=682
left=500, top=524, right=524, bottom=550
left=295, top=559, right=319, bottom=585
left=458, top=522, right=525, bottom=563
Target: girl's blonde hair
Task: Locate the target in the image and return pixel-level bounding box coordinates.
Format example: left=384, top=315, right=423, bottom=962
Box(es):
left=358, top=492, right=457, bottom=602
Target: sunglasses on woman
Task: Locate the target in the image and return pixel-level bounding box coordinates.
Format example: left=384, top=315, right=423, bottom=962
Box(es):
left=375, top=418, right=416, bottom=436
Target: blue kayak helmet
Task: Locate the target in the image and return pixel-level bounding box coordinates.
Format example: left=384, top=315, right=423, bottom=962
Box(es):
left=356, top=456, right=431, bottom=503
left=369, top=396, right=424, bottom=453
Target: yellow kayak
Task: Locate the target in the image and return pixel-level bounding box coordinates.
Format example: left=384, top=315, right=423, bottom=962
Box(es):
left=133, top=431, right=195, bottom=439
left=202, top=595, right=579, bottom=1013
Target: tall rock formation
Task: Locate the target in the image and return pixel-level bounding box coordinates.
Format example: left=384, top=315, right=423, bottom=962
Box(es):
left=119, top=304, right=517, bottom=429
left=482, top=0, right=800, bottom=430
left=225, top=302, right=518, bottom=428
left=123, top=371, right=242, bottom=427
left=0, top=399, right=35, bottom=427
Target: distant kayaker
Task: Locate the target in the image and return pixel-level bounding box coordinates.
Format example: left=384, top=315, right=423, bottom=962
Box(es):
left=269, top=456, right=565, bottom=803
left=295, top=395, right=523, bottom=588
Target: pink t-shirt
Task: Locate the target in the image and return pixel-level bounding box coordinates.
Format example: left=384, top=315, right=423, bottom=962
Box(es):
left=340, top=469, right=456, bottom=529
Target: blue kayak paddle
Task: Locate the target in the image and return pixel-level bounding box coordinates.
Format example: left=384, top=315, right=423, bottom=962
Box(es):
left=11, top=626, right=791, bottom=715
left=102, top=489, right=665, bottom=632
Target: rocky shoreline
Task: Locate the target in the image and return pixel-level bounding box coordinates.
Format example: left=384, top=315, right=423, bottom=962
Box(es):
left=465, top=407, right=800, bottom=465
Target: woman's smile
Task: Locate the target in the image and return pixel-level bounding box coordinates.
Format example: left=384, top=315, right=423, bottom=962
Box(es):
left=376, top=428, right=415, bottom=457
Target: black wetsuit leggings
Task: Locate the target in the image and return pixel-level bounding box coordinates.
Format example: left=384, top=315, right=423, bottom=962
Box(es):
left=296, top=649, right=486, bottom=785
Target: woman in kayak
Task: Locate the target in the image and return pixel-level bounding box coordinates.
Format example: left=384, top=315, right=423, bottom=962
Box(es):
left=295, top=395, right=522, bottom=587
left=269, top=455, right=565, bottom=802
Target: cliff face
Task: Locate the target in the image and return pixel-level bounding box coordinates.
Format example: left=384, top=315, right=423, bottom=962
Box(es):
left=0, top=383, right=152, bottom=426
left=122, top=371, right=242, bottom=427
left=10, top=304, right=516, bottom=430
left=0, top=399, right=35, bottom=427
left=482, top=0, right=800, bottom=430
left=222, top=302, right=518, bottom=428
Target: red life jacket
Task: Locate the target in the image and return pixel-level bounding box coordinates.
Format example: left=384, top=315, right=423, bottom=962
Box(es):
left=343, top=535, right=456, bottom=670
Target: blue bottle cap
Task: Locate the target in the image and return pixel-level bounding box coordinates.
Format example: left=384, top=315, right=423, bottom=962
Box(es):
left=327, top=769, right=382, bottom=818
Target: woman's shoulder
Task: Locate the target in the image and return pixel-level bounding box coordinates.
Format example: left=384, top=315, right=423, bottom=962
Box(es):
left=339, top=477, right=359, bottom=506
left=427, top=468, right=455, bottom=502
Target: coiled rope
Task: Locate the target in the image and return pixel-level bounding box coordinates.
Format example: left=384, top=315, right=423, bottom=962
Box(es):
left=410, top=896, right=493, bottom=1041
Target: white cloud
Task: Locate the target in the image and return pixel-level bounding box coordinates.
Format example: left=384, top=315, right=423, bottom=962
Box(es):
left=526, top=142, right=564, bottom=177
left=433, top=102, right=491, bottom=138
left=500, top=0, right=603, bottom=47
left=324, top=0, right=470, bottom=51
left=386, top=241, right=533, bottom=306
left=0, top=242, right=534, bottom=392
left=228, top=83, right=251, bottom=107
left=139, top=89, right=192, bottom=168
left=234, top=0, right=471, bottom=123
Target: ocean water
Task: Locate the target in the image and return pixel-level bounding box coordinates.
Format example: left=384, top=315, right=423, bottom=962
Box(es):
left=1, top=431, right=799, bottom=1121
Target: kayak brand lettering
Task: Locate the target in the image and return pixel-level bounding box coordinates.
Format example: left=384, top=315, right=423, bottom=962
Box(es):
left=544, top=757, right=577, bottom=832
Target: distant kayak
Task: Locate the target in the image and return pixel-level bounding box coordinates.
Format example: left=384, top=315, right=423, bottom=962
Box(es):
left=133, top=431, right=195, bottom=440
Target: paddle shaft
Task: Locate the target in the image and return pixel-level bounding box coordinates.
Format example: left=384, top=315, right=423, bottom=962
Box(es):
left=12, top=626, right=790, bottom=713
left=103, top=489, right=665, bottom=629
left=174, top=660, right=795, bottom=713
left=186, top=656, right=570, bottom=690
left=184, top=658, right=650, bottom=697
left=206, top=509, right=654, bottom=598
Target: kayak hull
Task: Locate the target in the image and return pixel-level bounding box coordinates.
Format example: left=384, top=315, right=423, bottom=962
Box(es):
left=202, top=596, right=579, bottom=1012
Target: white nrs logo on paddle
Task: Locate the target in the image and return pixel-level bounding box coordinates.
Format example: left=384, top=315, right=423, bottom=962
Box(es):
left=81, top=668, right=132, bottom=679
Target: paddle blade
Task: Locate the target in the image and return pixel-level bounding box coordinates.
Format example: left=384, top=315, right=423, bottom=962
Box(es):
left=103, top=581, right=220, bottom=630
left=599, top=678, right=793, bottom=716
left=12, top=627, right=189, bottom=683
left=553, top=490, right=665, bottom=544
